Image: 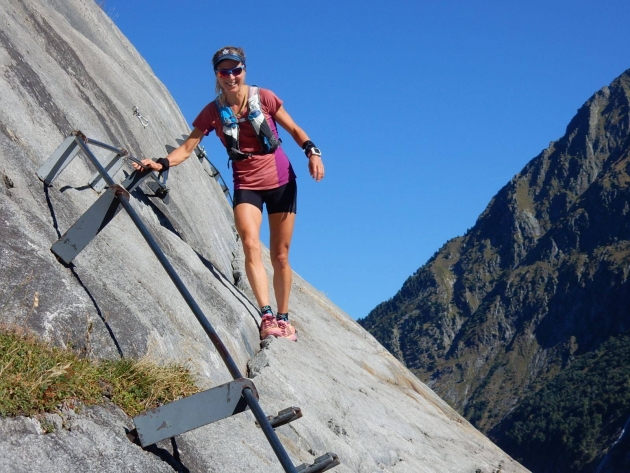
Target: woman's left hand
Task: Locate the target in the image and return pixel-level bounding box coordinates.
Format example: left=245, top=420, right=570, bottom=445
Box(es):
left=308, top=155, right=324, bottom=182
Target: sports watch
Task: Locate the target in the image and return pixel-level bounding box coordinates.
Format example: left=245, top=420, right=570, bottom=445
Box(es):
left=302, top=140, right=322, bottom=158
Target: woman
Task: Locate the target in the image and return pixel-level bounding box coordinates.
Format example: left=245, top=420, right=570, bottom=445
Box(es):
left=134, top=46, right=324, bottom=341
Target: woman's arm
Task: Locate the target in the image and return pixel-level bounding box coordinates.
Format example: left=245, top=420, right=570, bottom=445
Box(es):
left=274, top=106, right=324, bottom=182
left=133, top=127, right=205, bottom=172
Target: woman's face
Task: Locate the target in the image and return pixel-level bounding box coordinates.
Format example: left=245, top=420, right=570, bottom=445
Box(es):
left=216, top=59, right=246, bottom=94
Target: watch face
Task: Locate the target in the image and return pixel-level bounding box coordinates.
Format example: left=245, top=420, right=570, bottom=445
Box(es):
left=311, top=148, right=322, bottom=156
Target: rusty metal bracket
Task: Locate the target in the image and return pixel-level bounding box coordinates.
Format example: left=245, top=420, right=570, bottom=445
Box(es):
left=72, top=129, right=87, bottom=141
left=112, top=184, right=130, bottom=200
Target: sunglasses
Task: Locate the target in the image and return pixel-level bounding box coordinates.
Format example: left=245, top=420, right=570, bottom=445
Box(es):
left=216, top=65, right=245, bottom=78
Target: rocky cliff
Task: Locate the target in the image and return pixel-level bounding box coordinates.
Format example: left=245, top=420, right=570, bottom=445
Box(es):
left=360, top=69, right=630, bottom=472
left=0, top=0, right=526, bottom=472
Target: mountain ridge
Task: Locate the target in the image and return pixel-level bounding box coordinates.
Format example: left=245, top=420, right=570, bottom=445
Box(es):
left=360, top=68, right=630, bottom=472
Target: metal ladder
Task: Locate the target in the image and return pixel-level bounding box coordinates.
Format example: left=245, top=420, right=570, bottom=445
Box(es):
left=37, top=131, right=340, bottom=473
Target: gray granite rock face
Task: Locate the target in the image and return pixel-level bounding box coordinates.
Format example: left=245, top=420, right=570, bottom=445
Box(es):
left=0, top=0, right=528, bottom=471
left=0, top=403, right=174, bottom=473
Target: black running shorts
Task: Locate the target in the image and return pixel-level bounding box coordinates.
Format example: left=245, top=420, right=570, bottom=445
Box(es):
left=233, top=180, right=297, bottom=214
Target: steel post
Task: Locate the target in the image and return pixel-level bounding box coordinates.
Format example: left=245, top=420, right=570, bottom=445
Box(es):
left=243, top=387, right=298, bottom=473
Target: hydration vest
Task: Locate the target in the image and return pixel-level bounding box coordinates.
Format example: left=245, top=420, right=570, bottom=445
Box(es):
left=215, top=86, right=281, bottom=163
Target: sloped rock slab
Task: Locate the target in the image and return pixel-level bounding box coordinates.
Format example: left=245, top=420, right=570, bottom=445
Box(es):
left=0, top=402, right=173, bottom=473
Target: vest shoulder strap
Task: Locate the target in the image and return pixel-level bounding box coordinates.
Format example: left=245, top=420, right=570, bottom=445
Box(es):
left=214, top=86, right=281, bottom=162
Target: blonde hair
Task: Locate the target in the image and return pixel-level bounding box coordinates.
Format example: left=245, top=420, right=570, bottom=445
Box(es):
left=212, top=46, right=246, bottom=103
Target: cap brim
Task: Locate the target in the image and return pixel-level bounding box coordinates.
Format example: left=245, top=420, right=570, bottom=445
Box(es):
left=213, top=54, right=245, bottom=69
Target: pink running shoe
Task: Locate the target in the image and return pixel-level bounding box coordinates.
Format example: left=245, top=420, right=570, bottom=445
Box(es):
left=277, top=320, right=298, bottom=342
left=260, top=314, right=282, bottom=339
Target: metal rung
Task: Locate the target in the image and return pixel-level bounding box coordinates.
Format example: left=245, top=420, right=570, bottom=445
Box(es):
left=133, top=378, right=258, bottom=447
left=89, top=152, right=125, bottom=192
left=296, top=453, right=340, bottom=473
left=51, top=185, right=122, bottom=264
left=256, top=406, right=302, bottom=429
left=51, top=169, right=153, bottom=264
left=37, top=135, right=81, bottom=185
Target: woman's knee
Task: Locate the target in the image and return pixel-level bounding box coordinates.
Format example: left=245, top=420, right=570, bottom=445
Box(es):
left=271, top=246, right=290, bottom=269
left=241, top=236, right=262, bottom=259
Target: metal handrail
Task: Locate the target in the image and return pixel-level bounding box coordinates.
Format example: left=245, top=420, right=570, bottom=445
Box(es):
left=73, top=135, right=298, bottom=472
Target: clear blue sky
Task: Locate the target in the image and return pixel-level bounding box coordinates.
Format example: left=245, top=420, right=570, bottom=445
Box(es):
left=99, top=0, right=630, bottom=320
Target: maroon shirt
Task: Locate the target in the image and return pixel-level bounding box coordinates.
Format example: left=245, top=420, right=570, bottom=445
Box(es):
left=192, top=87, right=296, bottom=190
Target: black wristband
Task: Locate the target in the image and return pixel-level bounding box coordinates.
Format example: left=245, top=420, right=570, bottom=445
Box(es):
left=156, top=158, right=170, bottom=171
left=302, top=140, right=316, bottom=157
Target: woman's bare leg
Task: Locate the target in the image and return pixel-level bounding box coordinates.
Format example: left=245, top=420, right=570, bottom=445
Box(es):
left=234, top=203, right=269, bottom=308
left=268, top=212, right=296, bottom=314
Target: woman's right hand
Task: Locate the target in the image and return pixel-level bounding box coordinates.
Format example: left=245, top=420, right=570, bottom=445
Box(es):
left=132, top=158, right=163, bottom=172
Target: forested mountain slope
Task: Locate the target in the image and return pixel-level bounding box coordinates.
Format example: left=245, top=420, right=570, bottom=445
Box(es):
left=360, top=69, right=630, bottom=473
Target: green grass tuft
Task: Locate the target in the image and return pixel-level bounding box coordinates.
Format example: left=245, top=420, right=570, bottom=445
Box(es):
left=0, top=326, right=199, bottom=418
